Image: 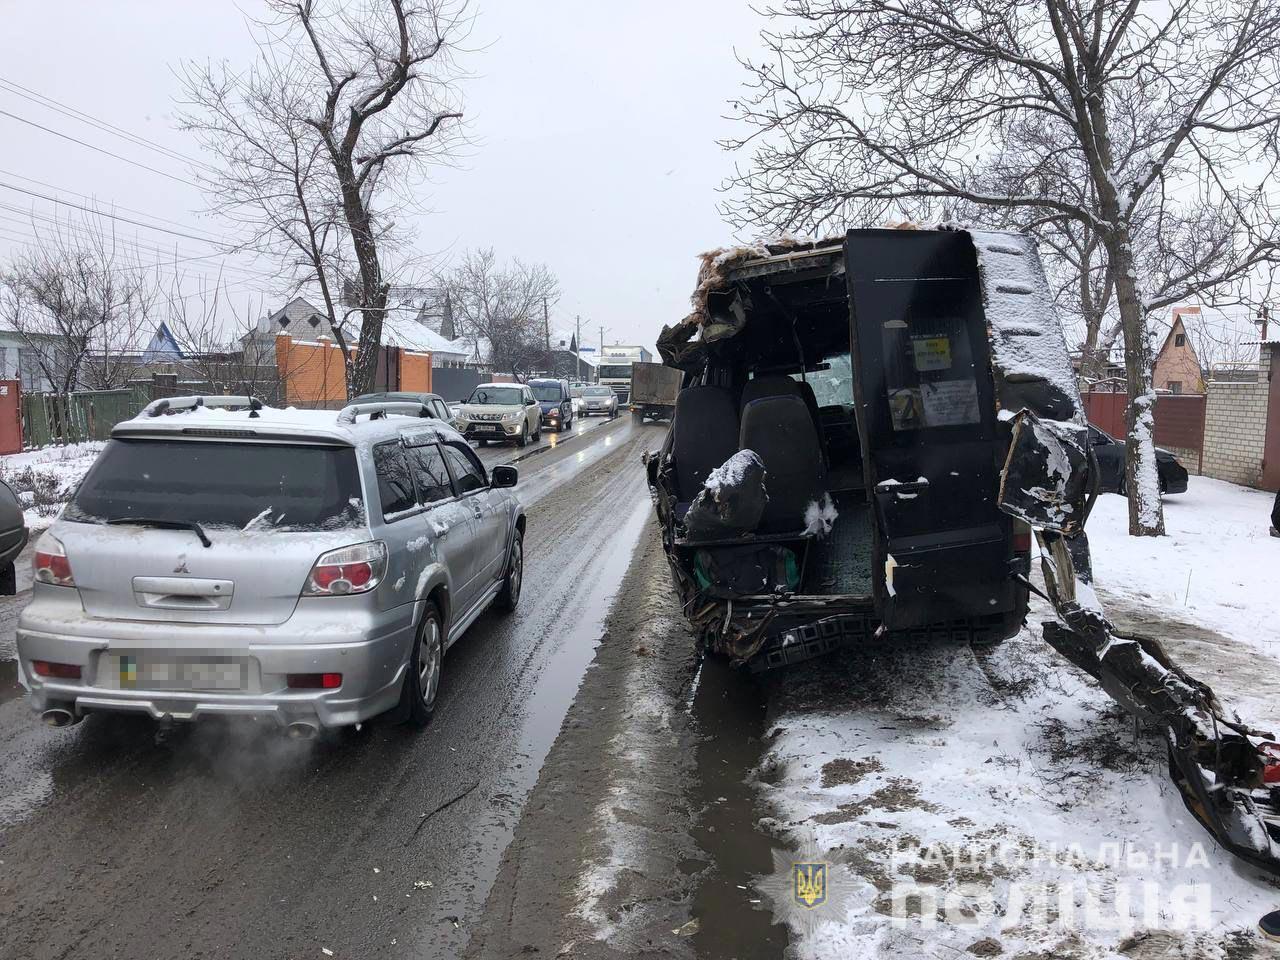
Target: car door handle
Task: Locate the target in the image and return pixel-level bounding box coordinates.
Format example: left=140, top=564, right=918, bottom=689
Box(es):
left=875, top=478, right=930, bottom=498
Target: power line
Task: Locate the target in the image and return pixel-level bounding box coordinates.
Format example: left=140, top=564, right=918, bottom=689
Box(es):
left=0, top=75, right=214, bottom=174
left=0, top=108, right=198, bottom=188
left=0, top=206, right=272, bottom=282
left=0, top=168, right=227, bottom=242
left=0, top=180, right=236, bottom=248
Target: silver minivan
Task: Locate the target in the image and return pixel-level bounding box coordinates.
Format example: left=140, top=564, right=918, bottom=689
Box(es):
left=17, top=396, right=525, bottom=736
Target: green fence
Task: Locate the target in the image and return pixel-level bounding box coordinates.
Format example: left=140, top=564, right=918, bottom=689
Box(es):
left=22, top=388, right=148, bottom=449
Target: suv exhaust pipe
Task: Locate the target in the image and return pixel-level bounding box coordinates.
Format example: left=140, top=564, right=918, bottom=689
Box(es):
left=285, top=721, right=319, bottom=741
left=41, top=708, right=78, bottom=728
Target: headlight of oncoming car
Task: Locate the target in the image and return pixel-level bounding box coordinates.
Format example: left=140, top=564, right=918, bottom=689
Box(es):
left=303, top=541, right=387, bottom=596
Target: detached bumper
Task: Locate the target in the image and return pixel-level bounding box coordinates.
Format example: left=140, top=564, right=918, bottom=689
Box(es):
left=16, top=591, right=416, bottom=728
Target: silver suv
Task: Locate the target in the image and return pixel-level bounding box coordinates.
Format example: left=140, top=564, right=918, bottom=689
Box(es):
left=17, top=396, right=526, bottom=736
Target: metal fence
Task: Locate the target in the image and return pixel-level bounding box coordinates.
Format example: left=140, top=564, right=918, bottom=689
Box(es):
left=21, top=388, right=148, bottom=449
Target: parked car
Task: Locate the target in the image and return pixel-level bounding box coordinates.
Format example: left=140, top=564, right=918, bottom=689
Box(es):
left=579, top=384, right=619, bottom=418
left=16, top=395, right=526, bottom=734
left=1088, top=425, right=1189, bottom=495
left=454, top=383, right=542, bottom=447
left=0, top=479, right=28, bottom=595
left=352, top=391, right=453, bottom=424
left=527, top=378, right=575, bottom=433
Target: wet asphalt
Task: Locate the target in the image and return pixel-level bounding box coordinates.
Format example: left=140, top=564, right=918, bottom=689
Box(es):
left=0, top=413, right=664, bottom=960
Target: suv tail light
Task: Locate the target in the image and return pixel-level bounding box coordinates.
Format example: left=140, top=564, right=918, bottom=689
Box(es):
left=303, top=541, right=387, bottom=597
left=33, top=532, right=75, bottom=587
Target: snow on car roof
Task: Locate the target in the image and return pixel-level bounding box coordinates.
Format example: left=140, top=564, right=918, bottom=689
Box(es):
left=112, top=400, right=464, bottom=446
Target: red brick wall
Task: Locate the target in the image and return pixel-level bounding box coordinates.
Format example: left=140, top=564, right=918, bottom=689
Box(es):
left=401, top=352, right=432, bottom=393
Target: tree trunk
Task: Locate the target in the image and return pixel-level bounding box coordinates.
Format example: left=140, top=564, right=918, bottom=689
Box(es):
left=1106, top=229, right=1165, bottom=537
left=334, top=157, right=386, bottom=400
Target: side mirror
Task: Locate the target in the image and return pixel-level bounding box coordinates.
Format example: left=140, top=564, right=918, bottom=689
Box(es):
left=491, top=464, right=518, bottom=488
left=526, top=397, right=537, bottom=406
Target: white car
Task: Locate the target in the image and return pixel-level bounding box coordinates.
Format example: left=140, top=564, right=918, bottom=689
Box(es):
left=455, top=383, right=542, bottom=447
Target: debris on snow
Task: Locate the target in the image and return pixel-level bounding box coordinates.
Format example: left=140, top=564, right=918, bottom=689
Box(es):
left=802, top=494, right=838, bottom=536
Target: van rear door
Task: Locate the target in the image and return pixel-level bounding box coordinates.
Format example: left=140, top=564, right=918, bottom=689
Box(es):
left=843, top=229, right=1018, bottom=630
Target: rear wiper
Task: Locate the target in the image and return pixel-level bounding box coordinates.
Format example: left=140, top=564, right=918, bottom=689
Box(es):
left=106, top=517, right=213, bottom=548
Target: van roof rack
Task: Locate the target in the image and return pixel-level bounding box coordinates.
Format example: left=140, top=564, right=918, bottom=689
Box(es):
left=142, top=395, right=264, bottom=419
left=335, top=400, right=433, bottom=424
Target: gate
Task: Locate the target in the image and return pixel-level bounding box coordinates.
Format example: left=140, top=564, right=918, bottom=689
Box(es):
left=21, top=388, right=147, bottom=448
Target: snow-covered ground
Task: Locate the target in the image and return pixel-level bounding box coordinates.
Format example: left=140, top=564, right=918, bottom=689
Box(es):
left=758, top=477, right=1280, bottom=959
left=0, top=442, right=104, bottom=529
left=1089, top=479, right=1280, bottom=657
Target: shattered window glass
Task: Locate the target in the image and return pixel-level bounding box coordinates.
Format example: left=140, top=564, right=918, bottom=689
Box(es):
left=796, top=354, right=854, bottom=407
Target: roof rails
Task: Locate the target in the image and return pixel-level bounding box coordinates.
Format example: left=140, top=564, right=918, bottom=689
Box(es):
left=335, top=400, right=434, bottom=425
left=142, top=395, right=264, bottom=419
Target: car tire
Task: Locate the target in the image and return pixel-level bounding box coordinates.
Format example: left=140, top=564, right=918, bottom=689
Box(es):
left=516, top=423, right=528, bottom=448
left=533, top=423, right=541, bottom=441
left=477, top=438, right=488, bottom=447
left=402, top=603, right=444, bottom=726
left=496, top=530, right=523, bottom=613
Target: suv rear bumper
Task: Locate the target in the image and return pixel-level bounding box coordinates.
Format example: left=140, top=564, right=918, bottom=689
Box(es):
left=16, top=592, right=417, bottom=728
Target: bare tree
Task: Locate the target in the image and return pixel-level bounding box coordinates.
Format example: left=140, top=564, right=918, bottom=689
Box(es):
left=180, top=0, right=470, bottom=399
left=0, top=214, right=152, bottom=396
left=726, top=1, right=1280, bottom=536
left=158, top=274, right=287, bottom=403
left=440, top=248, right=560, bottom=382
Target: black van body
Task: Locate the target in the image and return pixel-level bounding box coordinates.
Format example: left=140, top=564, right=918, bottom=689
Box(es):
left=649, top=229, right=1032, bottom=666
left=646, top=226, right=1280, bottom=880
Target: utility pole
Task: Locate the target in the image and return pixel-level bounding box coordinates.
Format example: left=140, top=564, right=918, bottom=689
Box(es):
left=599, top=325, right=606, bottom=384
left=543, top=297, right=551, bottom=377
left=575, top=314, right=581, bottom=380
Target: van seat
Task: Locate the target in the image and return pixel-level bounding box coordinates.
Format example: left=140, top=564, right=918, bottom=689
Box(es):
left=672, top=386, right=739, bottom=504
left=740, top=394, right=826, bottom=533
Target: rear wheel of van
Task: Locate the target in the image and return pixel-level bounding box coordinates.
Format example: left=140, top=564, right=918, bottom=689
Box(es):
left=496, top=530, right=523, bottom=613
left=403, top=604, right=444, bottom=726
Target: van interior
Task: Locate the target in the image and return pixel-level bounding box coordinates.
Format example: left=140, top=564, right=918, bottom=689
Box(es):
left=664, top=263, right=875, bottom=602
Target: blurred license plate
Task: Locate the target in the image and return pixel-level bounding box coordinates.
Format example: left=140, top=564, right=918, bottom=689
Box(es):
left=118, top=657, right=245, bottom=691
left=475, top=424, right=498, bottom=432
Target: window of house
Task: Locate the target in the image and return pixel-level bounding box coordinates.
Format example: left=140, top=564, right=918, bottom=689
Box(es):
left=1174, top=333, right=1186, bottom=347
left=1166, top=380, right=1183, bottom=394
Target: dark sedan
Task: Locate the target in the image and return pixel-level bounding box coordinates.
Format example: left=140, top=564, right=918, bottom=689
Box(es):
left=1088, top=425, right=1189, bottom=495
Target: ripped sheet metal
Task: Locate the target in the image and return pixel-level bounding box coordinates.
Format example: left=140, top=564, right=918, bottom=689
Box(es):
left=1002, top=410, right=1280, bottom=875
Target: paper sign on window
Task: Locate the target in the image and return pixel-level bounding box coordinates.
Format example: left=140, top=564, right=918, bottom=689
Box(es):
left=911, top=336, right=952, bottom=372
left=920, top=379, right=980, bottom=427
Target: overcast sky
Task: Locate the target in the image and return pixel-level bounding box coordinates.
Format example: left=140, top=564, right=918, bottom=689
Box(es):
left=0, top=0, right=766, bottom=353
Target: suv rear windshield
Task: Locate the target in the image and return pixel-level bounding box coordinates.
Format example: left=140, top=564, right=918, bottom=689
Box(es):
left=65, top=439, right=364, bottom=531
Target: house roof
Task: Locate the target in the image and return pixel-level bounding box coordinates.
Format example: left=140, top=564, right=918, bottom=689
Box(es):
left=268, top=297, right=329, bottom=332
left=379, top=315, right=469, bottom=358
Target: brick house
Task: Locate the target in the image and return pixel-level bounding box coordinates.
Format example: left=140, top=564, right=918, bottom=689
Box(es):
left=1152, top=306, right=1205, bottom=395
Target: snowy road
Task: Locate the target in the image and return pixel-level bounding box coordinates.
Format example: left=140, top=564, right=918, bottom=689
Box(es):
left=0, top=416, right=665, bottom=960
